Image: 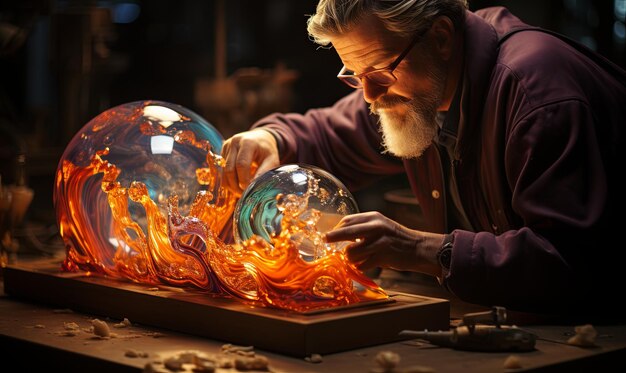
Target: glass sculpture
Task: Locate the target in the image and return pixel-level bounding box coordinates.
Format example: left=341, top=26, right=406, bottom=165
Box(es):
left=54, top=100, right=387, bottom=312
left=234, top=164, right=359, bottom=261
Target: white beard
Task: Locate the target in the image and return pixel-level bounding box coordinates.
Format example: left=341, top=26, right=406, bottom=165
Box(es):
left=372, top=52, right=447, bottom=159
left=377, top=103, right=439, bottom=159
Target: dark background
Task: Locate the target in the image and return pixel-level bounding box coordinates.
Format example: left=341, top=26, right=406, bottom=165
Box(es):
left=1, top=0, right=625, bottom=224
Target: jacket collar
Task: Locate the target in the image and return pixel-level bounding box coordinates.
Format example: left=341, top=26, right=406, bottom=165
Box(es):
left=455, top=10, right=499, bottom=160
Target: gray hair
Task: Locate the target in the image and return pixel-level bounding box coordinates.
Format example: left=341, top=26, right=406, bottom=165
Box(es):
left=307, top=0, right=469, bottom=46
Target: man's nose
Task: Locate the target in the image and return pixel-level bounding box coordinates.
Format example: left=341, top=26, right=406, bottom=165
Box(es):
left=361, top=78, right=388, bottom=104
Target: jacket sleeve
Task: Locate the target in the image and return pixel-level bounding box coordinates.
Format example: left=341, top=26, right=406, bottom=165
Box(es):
left=445, top=99, right=619, bottom=316
left=250, top=90, right=404, bottom=191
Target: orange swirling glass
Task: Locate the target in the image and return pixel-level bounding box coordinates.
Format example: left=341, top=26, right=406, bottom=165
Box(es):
left=54, top=101, right=387, bottom=313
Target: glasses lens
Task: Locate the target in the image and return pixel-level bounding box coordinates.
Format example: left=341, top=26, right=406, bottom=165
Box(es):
left=339, top=76, right=363, bottom=88
left=366, top=71, right=396, bottom=87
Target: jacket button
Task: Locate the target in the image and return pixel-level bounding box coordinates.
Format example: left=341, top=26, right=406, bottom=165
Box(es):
left=431, top=190, right=440, bottom=199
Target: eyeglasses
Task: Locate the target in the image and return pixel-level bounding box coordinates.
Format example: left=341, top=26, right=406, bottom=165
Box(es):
left=337, top=28, right=428, bottom=89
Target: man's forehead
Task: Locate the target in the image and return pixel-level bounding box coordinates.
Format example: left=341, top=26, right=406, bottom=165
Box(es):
left=330, top=16, right=402, bottom=68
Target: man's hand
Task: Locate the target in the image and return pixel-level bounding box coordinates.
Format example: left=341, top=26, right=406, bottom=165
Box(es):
left=221, top=129, right=280, bottom=196
left=324, top=211, right=444, bottom=276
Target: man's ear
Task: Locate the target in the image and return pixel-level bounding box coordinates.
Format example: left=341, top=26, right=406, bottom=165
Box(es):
left=429, top=16, right=455, bottom=61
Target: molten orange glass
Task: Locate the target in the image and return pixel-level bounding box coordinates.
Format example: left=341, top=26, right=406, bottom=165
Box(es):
left=54, top=101, right=387, bottom=313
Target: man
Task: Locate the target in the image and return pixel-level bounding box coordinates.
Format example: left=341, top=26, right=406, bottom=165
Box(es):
left=221, top=0, right=626, bottom=319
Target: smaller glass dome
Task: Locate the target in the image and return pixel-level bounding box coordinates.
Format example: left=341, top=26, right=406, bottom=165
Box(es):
left=233, top=164, right=359, bottom=261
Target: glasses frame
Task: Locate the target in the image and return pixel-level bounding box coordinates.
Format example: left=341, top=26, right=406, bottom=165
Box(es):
left=337, top=27, right=429, bottom=89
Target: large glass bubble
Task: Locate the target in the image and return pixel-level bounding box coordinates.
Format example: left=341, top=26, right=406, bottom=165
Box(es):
left=54, top=100, right=234, bottom=277
left=233, top=164, right=359, bottom=261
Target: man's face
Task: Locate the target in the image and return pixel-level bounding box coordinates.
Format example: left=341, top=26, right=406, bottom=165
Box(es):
left=331, top=15, right=448, bottom=159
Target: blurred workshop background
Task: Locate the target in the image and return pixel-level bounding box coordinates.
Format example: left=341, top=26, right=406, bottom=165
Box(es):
left=1, top=0, right=625, bottom=251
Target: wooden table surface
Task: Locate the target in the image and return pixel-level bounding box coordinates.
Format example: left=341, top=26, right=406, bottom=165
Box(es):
left=1, top=264, right=625, bottom=373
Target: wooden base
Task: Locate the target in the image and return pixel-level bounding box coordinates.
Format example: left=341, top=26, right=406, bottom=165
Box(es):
left=3, top=260, right=449, bottom=357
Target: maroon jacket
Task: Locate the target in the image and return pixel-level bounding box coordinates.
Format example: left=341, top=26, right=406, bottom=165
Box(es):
left=252, top=7, right=626, bottom=318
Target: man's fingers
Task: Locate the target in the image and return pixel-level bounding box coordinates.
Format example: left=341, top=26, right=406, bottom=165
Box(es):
left=325, top=227, right=355, bottom=243
left=220, top=140, right=243, bottom=195
left=221, top=136, right=258, bottom=194
left=325, top=221, right=376, bottom=242
left=234, top=149, right=254, bottom=191
left=346, top=250, right=370, bottom=265
left=254, top=154, right=279, bottom=180
left=346, top=242, right=380, bottom=271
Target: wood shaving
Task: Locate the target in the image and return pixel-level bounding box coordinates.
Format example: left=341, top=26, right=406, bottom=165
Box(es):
left=117, top=333, right=142, bottom=340
left=64, top=322, right=80, bottom=330
left=55, top=330, right=80, bottom=337
left=114, top=318, right=132, bottom=328
left=503, top=355, right=523, bottom=369
left=234, top=355, right=269, bottom=370
left=193, top=360, right=216, bottom=372
left=143, top=331, right=165, bottom=338
left=91, top=318, right=111, bottom=338
left=143, top=361, right=170, bottom=373
left=141, top=346, right=271, bottom=373
left=222, top=344, right=254, bottom=353
left=374, top=351, right=400, bottom=372
left=163, top=356, right=184, bottom=370
left=304, top=353, right=323, bottom=363
left=125, top=349, right=149, bottom=358
left=567, top=324, right=597, bottom=347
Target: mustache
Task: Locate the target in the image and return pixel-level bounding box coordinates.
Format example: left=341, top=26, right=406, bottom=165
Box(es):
left=370, top=95, right=412, bottom=113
